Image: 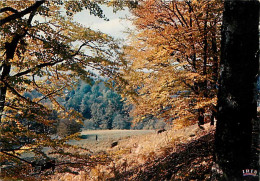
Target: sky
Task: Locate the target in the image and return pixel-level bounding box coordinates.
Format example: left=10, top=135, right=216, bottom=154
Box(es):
left=70, top=6, right=135, bottom=77
left=73, top=5, right=134, bottom=40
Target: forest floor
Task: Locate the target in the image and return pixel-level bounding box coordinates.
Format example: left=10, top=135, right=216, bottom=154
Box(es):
left=110, top=130, right=215, bottom=181
left=107, top=123, right=215, bottom=181
left=52, top=123, right=216, bottom=181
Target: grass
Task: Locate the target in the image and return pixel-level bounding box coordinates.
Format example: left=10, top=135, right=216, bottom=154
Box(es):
left=68, top=129, right=155, bottom=153
left=51, top=123, right=215, bottom=181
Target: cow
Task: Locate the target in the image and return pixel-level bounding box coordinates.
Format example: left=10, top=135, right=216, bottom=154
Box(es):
left=157, top=128, right=166, bottom=134
left=111, top=141, right=118, bottom=148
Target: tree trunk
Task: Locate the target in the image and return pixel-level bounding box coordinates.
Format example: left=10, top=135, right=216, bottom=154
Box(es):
left=0, top=2, right=41, bottom=122
left=0, top=36, right=20, bottom=122
left=215, top=1, right=259, bottom=180
left=0, top=65, right=10, bottom=121
left=203, top=9, right=208, bottom=76
left=211, top=20, right=219, bottom=89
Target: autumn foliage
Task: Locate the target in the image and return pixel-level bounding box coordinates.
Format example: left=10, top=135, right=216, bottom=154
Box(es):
left=118, top=0, right=223, bottom=127
left=0, top=0, right=120, bottom=179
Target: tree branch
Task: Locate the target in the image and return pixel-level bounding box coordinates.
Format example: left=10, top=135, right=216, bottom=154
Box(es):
left=0, top=7, right=18, bottom=14
left=175, top=4, right=189, bottom=27
left=185, top=1, right=202, bottom=32
left=36, top=86, right=66, bottom=104
left=0, top=0, right=45, bottom=26
left=1, top=150, right=33, bottom=165
left=180, top=79, right=199, bottom=95
left=13, top=61, right=57, bottom=77
left=3, top=80, right=45, bottom=110
left=169, top=2, right=185, bottom=27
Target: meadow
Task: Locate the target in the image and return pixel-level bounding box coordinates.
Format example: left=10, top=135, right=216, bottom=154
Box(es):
left=52, top=123, right=215, bottom=180
left=68, top=129, right=155, bottom=153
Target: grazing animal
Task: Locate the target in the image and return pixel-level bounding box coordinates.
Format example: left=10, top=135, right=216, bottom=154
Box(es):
left=111, top=141, right=118, bottom=148
left=157, top=128, right=166, bottom=134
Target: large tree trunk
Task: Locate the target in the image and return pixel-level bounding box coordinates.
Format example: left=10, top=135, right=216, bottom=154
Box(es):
left=215, top=0, right=259, bottom=180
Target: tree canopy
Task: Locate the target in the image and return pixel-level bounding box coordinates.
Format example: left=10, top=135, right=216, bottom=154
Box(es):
left=0, top=0, right=121, bottom=179
left=117, top=0, right=223, bottom=127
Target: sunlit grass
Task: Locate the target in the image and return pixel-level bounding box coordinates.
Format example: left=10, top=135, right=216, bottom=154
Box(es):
left=51, top=123, right=215, bottom=180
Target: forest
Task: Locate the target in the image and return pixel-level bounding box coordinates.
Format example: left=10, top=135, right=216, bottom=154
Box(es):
left=0, top=0, right=259, bottom=180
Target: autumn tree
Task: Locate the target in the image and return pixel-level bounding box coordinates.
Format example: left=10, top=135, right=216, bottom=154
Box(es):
left=0, top=0, right=120, bottom=179
left=215, top=0, right=259, bottom=180
left=117, top=0, right=223, bottom=127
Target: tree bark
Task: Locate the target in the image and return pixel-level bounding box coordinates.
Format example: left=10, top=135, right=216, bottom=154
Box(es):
left=215, top=0, right=259, bottom=180
left=211, top=20, right=219, bottom=89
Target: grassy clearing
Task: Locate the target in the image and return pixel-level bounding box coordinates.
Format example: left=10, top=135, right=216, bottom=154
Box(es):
left=68, top=129, right=155, bottom=153
left=51, top=123, right=215, bottom=181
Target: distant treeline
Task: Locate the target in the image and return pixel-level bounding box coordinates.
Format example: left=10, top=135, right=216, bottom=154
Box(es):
left=24, top=80, right=169, bottom=136
left=64, top=81, right=132, bottom=130
left=63, top=81, right=171, bottom=131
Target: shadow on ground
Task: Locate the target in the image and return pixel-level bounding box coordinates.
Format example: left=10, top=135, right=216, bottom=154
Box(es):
left=109, top=131, right=215, bottom=181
